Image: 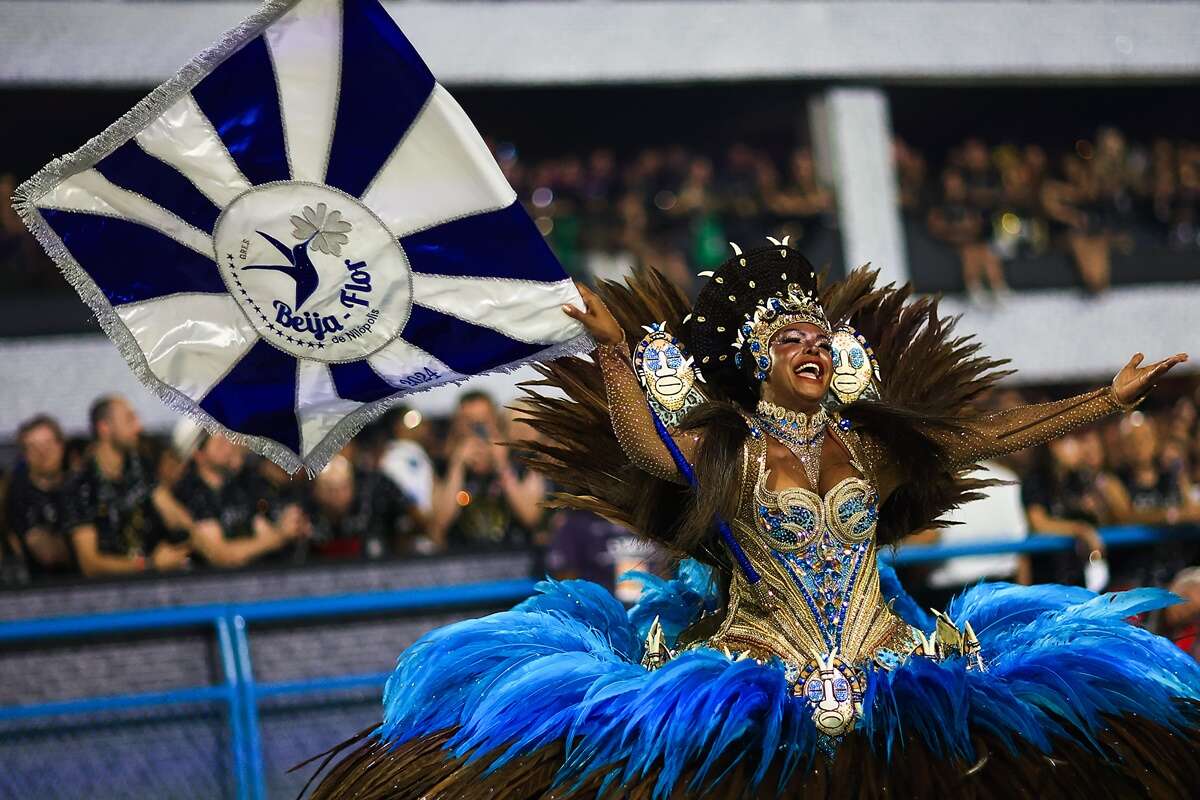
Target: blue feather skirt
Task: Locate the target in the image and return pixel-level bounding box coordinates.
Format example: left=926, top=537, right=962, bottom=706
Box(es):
left=306, top=563, right=1200, bottom=799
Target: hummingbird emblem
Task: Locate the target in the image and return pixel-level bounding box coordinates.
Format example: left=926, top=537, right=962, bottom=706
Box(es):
left=241, top=204, right=352, bottom=310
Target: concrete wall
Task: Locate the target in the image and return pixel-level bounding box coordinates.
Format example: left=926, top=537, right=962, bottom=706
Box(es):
left=2, top=1, right=1198, bottom=87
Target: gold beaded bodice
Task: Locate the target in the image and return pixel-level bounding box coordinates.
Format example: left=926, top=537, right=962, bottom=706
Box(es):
left=707, top=426, right=918, bottom=666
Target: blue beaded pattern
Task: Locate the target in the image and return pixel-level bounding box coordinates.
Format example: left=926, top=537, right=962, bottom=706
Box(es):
left=756, top=476, right=879, bottom=651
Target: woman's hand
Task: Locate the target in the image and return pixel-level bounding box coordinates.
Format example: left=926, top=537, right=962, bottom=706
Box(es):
left=562, top=283, right=624, bottom=346
left=1112, top=352, right=1189, bottom=406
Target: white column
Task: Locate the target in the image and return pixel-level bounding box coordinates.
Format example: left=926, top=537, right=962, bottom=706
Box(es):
left=820, top=87, right=908, bottom=285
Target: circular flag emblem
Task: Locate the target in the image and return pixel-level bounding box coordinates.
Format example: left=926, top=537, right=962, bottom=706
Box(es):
left=214, top=183, right=413, bottom=361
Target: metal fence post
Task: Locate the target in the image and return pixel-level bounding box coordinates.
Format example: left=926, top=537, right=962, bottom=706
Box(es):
left=231, top=612, right=267, bottom=800
left=215, top=614, right=250, bottom=800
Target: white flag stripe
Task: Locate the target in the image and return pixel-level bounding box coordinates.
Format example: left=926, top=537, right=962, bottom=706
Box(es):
left=135, top=93, right=253, bottom=207
left=361, top=84, right=515, bottom=238
left=411, top=274, right=586, bottom=344
left=296, top=359, right=364, bottom=457
left=263, top=0, right=343, bottom=184
left=116, top=293, right=257, bottom=401
left=37, top=168, right=214, bottom=257
left=367, top=336, right=461, bottom=387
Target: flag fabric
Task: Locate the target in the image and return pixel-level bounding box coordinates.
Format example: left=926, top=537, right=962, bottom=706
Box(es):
left=14, top=0, right=590, bottom=472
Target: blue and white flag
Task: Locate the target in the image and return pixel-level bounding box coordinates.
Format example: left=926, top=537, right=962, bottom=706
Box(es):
left=15, top=0, right=590, bottom=472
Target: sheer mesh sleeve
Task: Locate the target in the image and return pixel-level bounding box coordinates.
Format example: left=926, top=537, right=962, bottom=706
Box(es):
left=933, top=386, right=1131, bottom=467
left=595, top=340, right=700, bottom=484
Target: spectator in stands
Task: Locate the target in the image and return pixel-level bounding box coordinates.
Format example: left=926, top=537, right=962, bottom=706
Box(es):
left=1021, top=432, right=1110, bottom=585
left=1094, top=414, right=1200, bottom=588
left=0, top=172, right=56, bottom=290
left=245, top=456, right=310, bottom=538
left=767, top=147, right=835, bottom=251
left=1162, top=566, right=1200, bottom=661
left=1042, top=153, right=1112, bottom=293
left=379, top=407, right=435, bottom=518
left=306, top=454, right=416, bottom=560
left=927, top=169, right=1009, bottom=304
left=893, top=138, right=929, bottom=216
left=718, top=142, right=769, bottom=245
left=990, top=148, right=1047, bottom=262
left=65, top=395, right=192, bottom=577
left=172, top=433, right=306, bottom=568
left=1106, top=414, right=1200, bottom=526
left=4, top=415, right=73, bottom=579
left=430, top=392, right=546, bottom=551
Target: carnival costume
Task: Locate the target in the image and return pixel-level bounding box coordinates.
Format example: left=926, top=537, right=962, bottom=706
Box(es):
left=306, top=245, right=1200, bottom=799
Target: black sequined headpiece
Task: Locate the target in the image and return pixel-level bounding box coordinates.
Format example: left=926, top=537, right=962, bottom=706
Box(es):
left=684, top=241, right=826, bottom=408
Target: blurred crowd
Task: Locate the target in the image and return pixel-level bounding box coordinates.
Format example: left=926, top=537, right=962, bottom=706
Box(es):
left=0, top=392, right=649, bottom=595
left=492, top=142, right=835, bottom=295
left=7, top=126, right=1199, bottom=304
left=2, top=142, right=838, bottom=301
left=897, top=128, right=1200, bottom=301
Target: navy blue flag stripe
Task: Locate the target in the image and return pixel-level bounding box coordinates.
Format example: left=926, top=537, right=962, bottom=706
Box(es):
left=400, top=202, right=564, bottom=283
left=40, top=209, right=226, bottom=305
left=199, top=340, right=302, bottom=454
left=93, top=140, right=221, bottom=233
left=401, top=304, right=547, bottom=375
left=329, top=360, right=398, bottom=403
left=324, top=0, right=435, bottom=199
left=191, top=36, right=290, bottom=187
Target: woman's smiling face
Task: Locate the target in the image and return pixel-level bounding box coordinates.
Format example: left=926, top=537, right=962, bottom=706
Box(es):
left=763, top=322, right=833, bottom=407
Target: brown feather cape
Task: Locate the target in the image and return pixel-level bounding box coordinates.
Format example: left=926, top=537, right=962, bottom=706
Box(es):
left=518, top=262, right=1012, bottom=556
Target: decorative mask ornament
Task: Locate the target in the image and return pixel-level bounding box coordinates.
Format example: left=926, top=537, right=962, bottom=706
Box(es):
left=633, top=322, right=706, bottom=427
left=828, top=325, right=881, bottom=405
left=794, top=650, right=867, bottom=738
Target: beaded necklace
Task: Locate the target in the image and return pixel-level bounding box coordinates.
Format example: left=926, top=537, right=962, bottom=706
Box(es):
left=754, top=400, right=827, bottom=490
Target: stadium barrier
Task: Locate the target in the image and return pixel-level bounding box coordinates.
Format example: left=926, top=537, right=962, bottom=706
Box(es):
left=1, top=525, right=1197, bottom=799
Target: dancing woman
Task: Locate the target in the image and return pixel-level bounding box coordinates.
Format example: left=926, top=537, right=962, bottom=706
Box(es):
left=307, top=244, right=1199, bottom=799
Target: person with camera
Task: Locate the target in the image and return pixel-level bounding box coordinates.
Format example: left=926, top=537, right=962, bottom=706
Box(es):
left=429, top=391, right=546, bottom=551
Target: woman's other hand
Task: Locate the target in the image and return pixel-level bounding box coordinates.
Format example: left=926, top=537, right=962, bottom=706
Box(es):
left=1113, top=352, right=1188, bottom=406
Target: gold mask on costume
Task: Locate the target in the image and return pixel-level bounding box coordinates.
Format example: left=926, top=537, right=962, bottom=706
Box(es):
left=796, top=652, right=866, bottom=738
left=829, top=326, right=880, bottom=405
left=633, top=323, right=705, bottom=427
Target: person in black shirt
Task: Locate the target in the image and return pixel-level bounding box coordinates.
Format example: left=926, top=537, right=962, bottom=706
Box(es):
left=64, top=395, right=192, bottom=577
left=244, top=456, right=312, bottom=563
left=4, top=415, right=73, bottom=578
left=1107, top=415, right=1200, bottom=524
left=927, top=169, right=1009, bottom=304
left=306, top=455, right=415, bottom=560
left=172, top=433, right=306, bottom=568
left=1021, top=433, right=1110, bottom=586
left=1102, top=415, right=1200, bottom=587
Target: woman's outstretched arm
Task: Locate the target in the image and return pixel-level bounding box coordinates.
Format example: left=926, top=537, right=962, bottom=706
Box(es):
left=564, top=284, right=699, bottom=484
left=935, top=352, right=1188, bottom=467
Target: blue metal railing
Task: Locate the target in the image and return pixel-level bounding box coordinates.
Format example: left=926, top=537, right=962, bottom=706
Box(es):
left=2, top=527, right=1198, bottom=798
left=884, top=524, right=1200, bottom=565
left=0, top=578, right=538, bottom=800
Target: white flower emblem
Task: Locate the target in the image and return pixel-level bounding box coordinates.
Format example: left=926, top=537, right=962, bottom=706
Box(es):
left=290, top=202, right=353, bottom=256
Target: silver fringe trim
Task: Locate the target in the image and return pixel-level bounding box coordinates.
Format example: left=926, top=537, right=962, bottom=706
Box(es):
left=9, top=0, right=596, bottom=474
